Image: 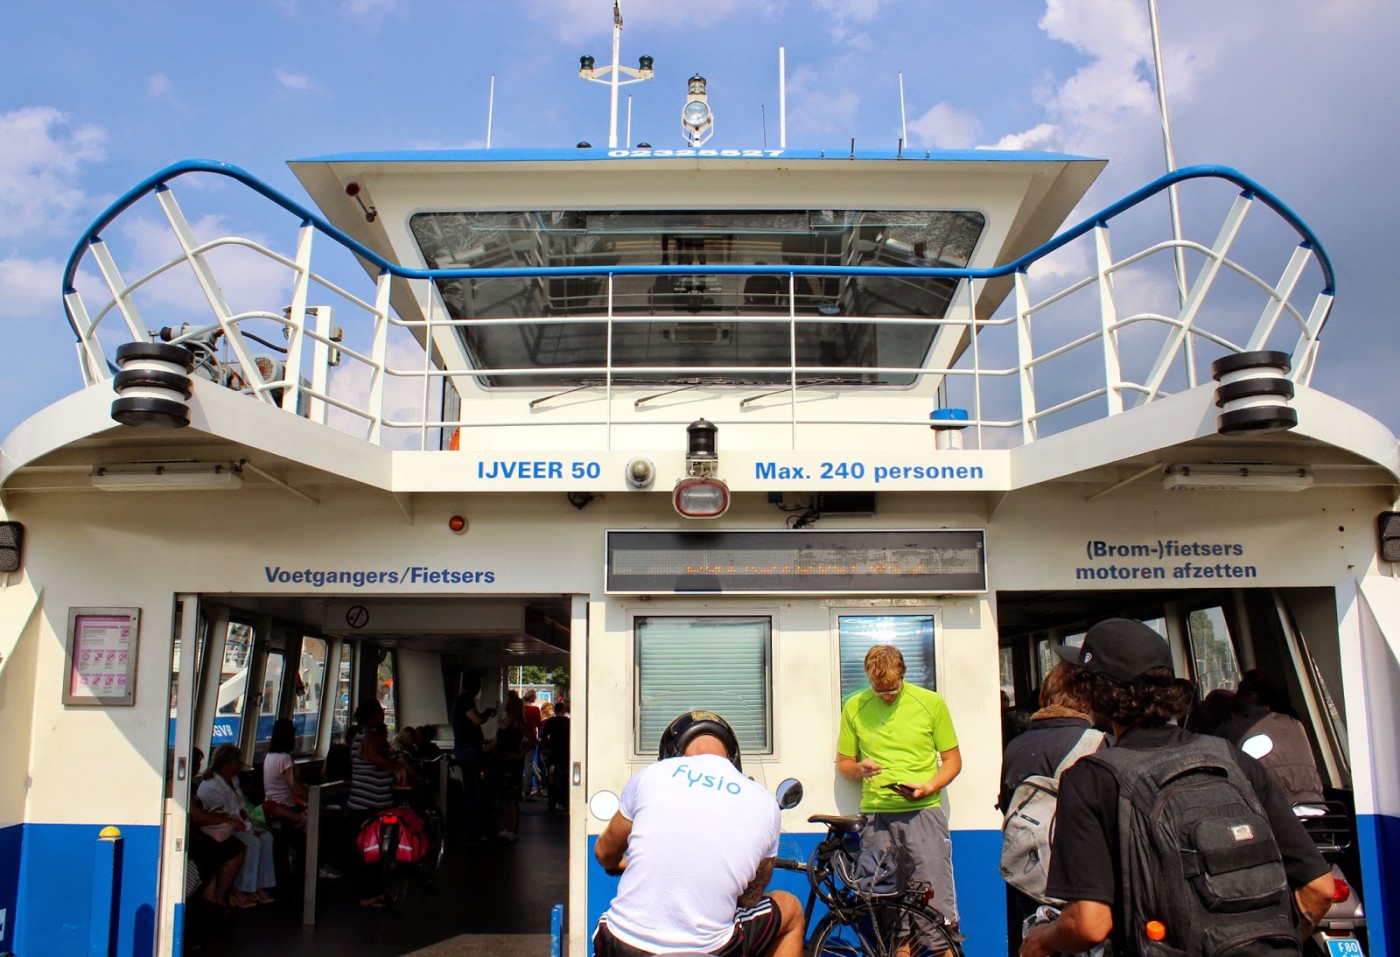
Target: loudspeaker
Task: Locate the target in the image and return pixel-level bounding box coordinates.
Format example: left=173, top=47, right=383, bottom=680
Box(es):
left=0, top=522, right=23, bottom=574
left=1378, top=512, right=1400, bottom=563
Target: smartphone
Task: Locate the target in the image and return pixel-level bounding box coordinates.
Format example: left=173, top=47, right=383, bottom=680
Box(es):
left=882, top=782, right=916, bottom=798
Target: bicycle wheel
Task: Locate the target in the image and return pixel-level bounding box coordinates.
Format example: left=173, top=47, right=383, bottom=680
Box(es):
left=383, top=858, right=412, bottom=911
left=807, top=912, right=865, bottom=957
left=809, top=900, right=963, bottom=957
left=420, top=806, right=445, bottom=885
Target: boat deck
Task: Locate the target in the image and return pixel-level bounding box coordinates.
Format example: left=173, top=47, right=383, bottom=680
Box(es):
left=185, top=800, right=569, bottom=957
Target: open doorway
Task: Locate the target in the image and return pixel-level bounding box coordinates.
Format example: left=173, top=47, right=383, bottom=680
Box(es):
left=167, top=594, right=576, bottom=957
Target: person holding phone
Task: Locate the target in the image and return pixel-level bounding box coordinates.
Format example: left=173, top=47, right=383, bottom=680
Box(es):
left=836, top=644, right=963, bottom=936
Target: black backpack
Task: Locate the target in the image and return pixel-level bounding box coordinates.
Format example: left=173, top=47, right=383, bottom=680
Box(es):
left=1087, top=735, right=1301, bottom=956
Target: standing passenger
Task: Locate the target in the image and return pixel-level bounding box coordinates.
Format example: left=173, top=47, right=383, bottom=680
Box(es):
left=522, top=689, right=544, bottom=796
left=540, top=698, right=571, bottom=812
left=836, top=644, right=962, bottom=934
left=347, top=699, right=405, bottom=908
left=451, top=672, right=496, bottom=842
left=997, top=661, right=1106, bottom=943
left=1020, top=619, right=1333, bottom=957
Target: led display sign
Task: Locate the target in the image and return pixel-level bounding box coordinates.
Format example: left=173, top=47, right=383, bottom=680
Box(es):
left=606, top=529, right=986, bottom=594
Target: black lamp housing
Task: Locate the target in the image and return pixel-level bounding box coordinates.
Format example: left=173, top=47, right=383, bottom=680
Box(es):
left=0, top=521, right=24, bottom=574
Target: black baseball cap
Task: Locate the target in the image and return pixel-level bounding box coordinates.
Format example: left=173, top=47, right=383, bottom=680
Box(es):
left=1055, top=618, right=1173, bottom=682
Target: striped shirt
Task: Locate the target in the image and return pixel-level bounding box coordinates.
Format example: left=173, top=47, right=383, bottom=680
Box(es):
left=347, top=728, right=396, bottom=811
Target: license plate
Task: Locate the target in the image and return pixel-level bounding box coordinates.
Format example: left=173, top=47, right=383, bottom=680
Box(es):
left=1326, top=938, right=1365, bottom=957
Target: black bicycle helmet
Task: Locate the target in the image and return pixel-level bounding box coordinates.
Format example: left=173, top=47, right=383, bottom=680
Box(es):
left=658, top=710, right=742, bottom=771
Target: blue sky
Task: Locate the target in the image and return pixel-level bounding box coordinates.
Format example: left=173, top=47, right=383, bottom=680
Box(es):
left=2, top=0, right=1397, bottom=440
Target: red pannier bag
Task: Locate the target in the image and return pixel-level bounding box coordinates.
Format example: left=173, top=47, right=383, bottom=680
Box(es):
left=357, top=807, right=429, bottom=864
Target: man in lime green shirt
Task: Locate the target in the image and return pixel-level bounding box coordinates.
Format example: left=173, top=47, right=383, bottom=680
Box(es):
left=837, top=644, right=962, bottom=929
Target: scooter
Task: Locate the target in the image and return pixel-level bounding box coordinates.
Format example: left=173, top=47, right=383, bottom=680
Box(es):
left=1293, top=802, right=1367, bottom=957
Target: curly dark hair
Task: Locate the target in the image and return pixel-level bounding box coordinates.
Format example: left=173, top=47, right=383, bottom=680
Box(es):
left=1085, top=666, right=1195, bottom=729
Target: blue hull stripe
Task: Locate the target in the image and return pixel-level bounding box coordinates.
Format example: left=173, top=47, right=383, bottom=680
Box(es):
left=5, top=816, right=1391, bottom=955
left=587, top=829, right=1009, bottom=957
left=10, top=822, right=160, bottom=957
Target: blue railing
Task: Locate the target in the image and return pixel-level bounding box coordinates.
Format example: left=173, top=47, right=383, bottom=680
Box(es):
left=62, top=159, right=1335, bottom=341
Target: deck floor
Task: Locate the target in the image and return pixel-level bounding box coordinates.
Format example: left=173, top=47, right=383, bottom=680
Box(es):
left=184, top=798, right=571, bottom=957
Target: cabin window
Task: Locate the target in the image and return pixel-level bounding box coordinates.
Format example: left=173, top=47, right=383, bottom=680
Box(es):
left=634, top=616, right=772, bottom=757
left=212, top=621, right=254, bottom=752
left=998, top=646, right=1015, bottom=701
left=252, top=651, right=286, bottom=762
left=1035, top=637, right=1059, bottom=685
left=1187, top=605, right=1242, bottom=694
left=296, top=636, right=328, bottom=753
left=836, top=614, right=937, bottom=702
left=332, top=642, right=353, bottom=744
left=409, top=208, right=986, bottom=388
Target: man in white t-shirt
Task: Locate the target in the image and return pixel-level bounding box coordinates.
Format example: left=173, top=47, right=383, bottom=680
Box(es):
left=593, top=711, right=803, bottom=957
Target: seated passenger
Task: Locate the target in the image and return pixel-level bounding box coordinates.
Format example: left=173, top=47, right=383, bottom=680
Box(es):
left=188, top=746, right=247, bottom=910
left=197, top=743, right=277, bottom=907
left=1216, top=669, right=1326, bottom=806
left=263, top=718, right=309, bottom=829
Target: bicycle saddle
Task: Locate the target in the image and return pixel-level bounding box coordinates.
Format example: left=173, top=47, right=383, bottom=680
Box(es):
left=808, top=813, right=864, bottom=833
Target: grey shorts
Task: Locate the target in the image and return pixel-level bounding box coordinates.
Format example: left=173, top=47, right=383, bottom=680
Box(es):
left=857, top=805, right=958, bottom=925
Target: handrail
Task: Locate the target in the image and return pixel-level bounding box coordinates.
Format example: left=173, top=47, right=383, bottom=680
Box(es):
left=62, top=160, right=1335, bottom=343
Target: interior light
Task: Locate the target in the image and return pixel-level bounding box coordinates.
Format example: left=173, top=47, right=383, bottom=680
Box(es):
left=674, top=478, right=730, bottom=519
left=1162, top=465, right=1313, bottom=492
left=91, top=464, right=243, bottom=491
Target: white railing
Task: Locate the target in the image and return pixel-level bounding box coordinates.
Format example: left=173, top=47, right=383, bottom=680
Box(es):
left=62, top=161, right=1334, bottom=451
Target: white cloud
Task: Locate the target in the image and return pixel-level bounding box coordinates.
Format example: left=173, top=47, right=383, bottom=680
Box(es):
left=327, top=335, right=432, bottom=448
left=275, top=70, right=320, bottom=94
left=0, top=107, right=106, bottom=242
left=908, top=103, right=980, bottom=150
left=340, top=0, right=403, bottom=26
left=146, top=72, right=174, bottom=101
left=785, top=65, right=860, bottom=136
left=988, top=122, right=1061, bottom=152
left=0, top=256, right=61, bottom=320
left=812, top=0, right=880, bottom=47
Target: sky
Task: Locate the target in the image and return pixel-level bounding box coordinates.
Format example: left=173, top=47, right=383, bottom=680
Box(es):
left=2, top=0, right=1398, bottom=442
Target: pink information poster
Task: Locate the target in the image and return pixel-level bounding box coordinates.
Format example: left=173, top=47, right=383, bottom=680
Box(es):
left=66, top=610, right=139, bottom=704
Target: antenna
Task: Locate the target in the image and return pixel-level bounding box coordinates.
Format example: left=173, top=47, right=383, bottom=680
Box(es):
left=486, top=74, right=496, bottom=149
left=761, top=104, right=768, bottom=149
left=778, top=47, right=787, bottom=149
left=1148, top=0, right=1192, bottom=380
left=898, top=72, right=908, bottom=147
left=577, top=0, right=655, bottom=148
left=627, top=94, right=633, bottom=146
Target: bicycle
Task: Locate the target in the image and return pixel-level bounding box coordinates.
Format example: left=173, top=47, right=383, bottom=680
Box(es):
left=362, top=759, right=448, bottom=911
left=775, top=814, right=964, bottom=957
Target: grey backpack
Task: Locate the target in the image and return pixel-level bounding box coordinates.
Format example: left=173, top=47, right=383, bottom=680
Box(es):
left=999, top=729, right=1106, bottom=904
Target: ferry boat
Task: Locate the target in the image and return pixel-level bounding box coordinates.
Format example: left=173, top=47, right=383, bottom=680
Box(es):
left=0, top=86, right=1394, bottom=957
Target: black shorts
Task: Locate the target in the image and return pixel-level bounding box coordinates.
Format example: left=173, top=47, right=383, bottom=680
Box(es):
left=592, top=896, right=781, bottom=957
left=189, top=831, right=241, bottom=874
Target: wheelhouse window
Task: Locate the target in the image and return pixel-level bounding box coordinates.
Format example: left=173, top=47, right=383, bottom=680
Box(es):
left=409, top=208, right=986, bottom=388
left=837, top=615, right=937, bottom=702
left=635, top=615, right=772, bottom=757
